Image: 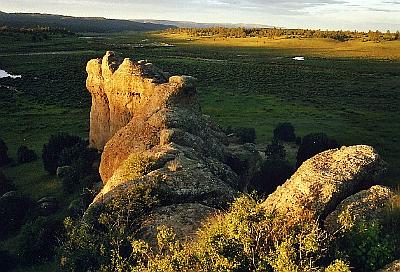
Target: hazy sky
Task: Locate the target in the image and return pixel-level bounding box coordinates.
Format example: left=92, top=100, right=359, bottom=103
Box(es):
left=1, top=0, right=399, bottom=31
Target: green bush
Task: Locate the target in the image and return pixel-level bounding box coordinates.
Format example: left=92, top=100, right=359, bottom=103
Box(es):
left=58, top=166, right=79, bottom=194
left=0, top=250, right=16, bottom=271
left=0, top=171, right=15, bottom=196
left=250, top=159, right=293, bottom=196
left=265, top=138, right=286, bottom=160
left=60, top=195, right=350, bottom=271
left=226, top=126, right=256, bottom=144
left=0, top=138, right=11, bottom=166
left=17, top=216, right=64, bottom=265
left=17, top=145, right=37, bottom=164
left=59, top=178, right=164, bottom=271
left=58, top=142, right=97, bottom=178
left=42, top=133, right=85, bottom=175
left=334, top=220, right=396, bottom=271
left=296, top=133, right=339, bottom=167
left=0, top=192, right=34, bottom=239
left=273, top=123, right=296, bottom=142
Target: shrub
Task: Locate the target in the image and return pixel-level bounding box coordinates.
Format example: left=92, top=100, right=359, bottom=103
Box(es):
left=0, top=171, right=15, bottom=196
left=0, top=250, right=16, bottom=271
left=334, top=220, right=396, bottom=271
left=273, top=122, right=296, bottom=142
left=59, top=178, right=164, bottom=271
left=0, top=192, right=34, bottom=238
left=226, top=126, right=256, bottom=144
left=58, top=142, right=97, bottom=178
left=60, top=194, right=350, bottom=271
left=0, top=138, right=11, bottom=166
left=17, top=216, right=64, bottom=265
left=265, top=139, right=286, bottom=160
left=58, top=166, right=79, bottom=194
left=42, top=133, right=85, bottom=175
left=296, top=133, right=339, bottom=167
left=17, top=145, right=37, bottom=164
left=250, top=159, right=293, bottom=196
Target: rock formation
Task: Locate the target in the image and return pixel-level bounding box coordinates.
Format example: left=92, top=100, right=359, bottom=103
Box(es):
left=86, top=52, right=259, bottom=243
left=261, top=145, right=387, bottom=220
left=378, top=260, right=400, bottom=272
left=324, top=185, right=393, bottom=233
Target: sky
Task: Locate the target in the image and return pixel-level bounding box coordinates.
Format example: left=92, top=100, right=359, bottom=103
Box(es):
left=1, top=0, right=399, bottom=31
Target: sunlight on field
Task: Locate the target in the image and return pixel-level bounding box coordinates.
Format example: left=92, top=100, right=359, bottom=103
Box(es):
left=160, top=33, right=400, bottom=60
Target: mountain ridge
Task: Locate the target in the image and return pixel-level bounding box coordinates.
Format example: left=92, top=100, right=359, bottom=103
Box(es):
left=0, top=11, right=174, bottom=32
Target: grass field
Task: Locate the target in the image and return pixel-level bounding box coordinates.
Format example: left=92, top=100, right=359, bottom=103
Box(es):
left=0, top=30, right=399, bottom=271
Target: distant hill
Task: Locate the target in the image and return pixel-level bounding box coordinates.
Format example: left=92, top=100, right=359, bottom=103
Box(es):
left=0, top=11, right=173, bottom=33
left=133, top=19, right=275, bottom=29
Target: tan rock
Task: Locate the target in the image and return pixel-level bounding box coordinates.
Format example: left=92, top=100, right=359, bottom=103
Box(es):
left=324, top=185, right=394, bottom=233
left=377, top=260, right=400, bottom=272
left=260, top=145, right=386, bottom=220
left=137, top=203, right=217, bottom=246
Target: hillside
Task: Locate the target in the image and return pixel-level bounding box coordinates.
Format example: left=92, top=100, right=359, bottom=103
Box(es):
left=0, top=11, right=173, bottom=32
left=133, top=19, right=275, bottom=29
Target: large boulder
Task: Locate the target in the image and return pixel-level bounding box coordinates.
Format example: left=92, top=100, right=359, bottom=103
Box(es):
left=137, top=203, right=217, bottom=246
left=377, top=260, right=400, bottom=272
left=261, top=145, right=386, bottom=220
left=324, top=185, right=394, bottom=233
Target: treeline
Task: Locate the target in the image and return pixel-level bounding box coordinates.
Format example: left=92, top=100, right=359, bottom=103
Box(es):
left=166, top=27, right=400, bottom=42
left=0, top=11, right=173, bottom=33
left=0, top=26, right=75, bottom=42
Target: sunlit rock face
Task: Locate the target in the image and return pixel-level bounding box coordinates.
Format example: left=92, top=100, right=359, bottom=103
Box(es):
left=86, top=51, right=181, bottom=150
left=324, top=185, right=393, bottom=233
left=377, top=260, right=400, bottom=272
left=261, top=145, right=388, bottom=222
left=85, top=52, right=261, bottom=244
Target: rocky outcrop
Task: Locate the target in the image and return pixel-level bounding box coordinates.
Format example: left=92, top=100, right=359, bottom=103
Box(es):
left=324, top=185, right=393, bottom=233
left=261, top=145, right=387, bottom=220
left=87, top=51, right=172, bottom=151
left=377, top=260, right=400, bottom=272
left=137, top=203, right=218, bottom=246
left=86, top=52, right=258, bottom=244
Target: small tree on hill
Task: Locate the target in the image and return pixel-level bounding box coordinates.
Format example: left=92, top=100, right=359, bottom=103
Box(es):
left=273, top=123, right=296, bottom=142
left=17, top=145, right=37, bottom=164
left=250, top=159, right=293, bottom=196
left=296, top=133, right=339, bottom=167
left=0, top=171, right=15, bottom=196
left=266, top=138, right=286, bottom=160
left=42, top=133, right=85, bottom=175
left=0, top=139, right=11, bottom=166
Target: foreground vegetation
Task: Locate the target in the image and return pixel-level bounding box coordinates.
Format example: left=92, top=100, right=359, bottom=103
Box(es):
left=61, top=188, right=400, bottom=271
